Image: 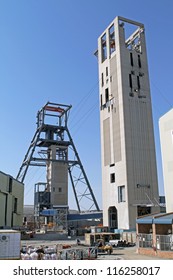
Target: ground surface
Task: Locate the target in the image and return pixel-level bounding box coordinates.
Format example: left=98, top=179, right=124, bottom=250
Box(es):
left=21, top=233, right=169, bottom=260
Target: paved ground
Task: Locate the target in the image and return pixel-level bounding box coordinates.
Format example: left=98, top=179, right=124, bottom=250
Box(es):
left=97, top=246, right=168, bottom=260
left=21, top=234, right=169, bottom=260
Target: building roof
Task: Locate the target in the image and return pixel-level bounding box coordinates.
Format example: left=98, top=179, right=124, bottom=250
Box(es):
left=153, top=213, right=173, bottom=224
left=136, top=212, right=173, bottom=225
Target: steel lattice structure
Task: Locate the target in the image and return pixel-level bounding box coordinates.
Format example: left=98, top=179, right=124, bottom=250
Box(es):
left=17, top=102, right=100, bottom=222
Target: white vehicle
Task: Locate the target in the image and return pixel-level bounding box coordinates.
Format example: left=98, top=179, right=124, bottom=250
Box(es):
left=109, top=239, right=119, bottom=247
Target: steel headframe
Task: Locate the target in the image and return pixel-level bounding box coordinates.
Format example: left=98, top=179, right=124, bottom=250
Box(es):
left=16, top=101, right=100, bottom=212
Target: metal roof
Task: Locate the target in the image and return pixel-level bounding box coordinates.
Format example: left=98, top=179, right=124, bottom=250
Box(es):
left=136, top=213, right=173, bottom=224
left=67, top=212, right=103, bottom=221
left=153, top=213, right=173, bottom=224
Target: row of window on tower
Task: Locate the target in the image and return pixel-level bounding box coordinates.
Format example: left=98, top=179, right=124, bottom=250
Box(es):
left=110, top=173, right=126, bottom=203
left=129, top=74, right=141, bottom=91
left=100, top=66, right=113, bottom=111
left=129, top=52, right=144, bottom=95
left=130, top=52, right=142, bottom=68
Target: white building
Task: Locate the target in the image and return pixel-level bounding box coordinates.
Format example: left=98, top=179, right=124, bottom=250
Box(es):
left=159, top=108, right=173, bottom=212
left=95, top=16, right=159, bottom=229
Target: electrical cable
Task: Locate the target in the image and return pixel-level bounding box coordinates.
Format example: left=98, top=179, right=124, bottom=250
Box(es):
left=151, top=80, right=173, bottom=109
left=69, top=79, right=100, bottom=125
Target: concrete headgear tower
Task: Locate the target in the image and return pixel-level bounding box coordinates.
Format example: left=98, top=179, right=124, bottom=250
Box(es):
left=95, top=16, right=159, bottom=229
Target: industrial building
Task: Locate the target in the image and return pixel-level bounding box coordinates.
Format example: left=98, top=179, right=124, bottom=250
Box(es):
left=0, top=171, right=24, bottom=228
left=95, top=16, right=159, bottom=229
left=159, top=108, right=173, bottom=212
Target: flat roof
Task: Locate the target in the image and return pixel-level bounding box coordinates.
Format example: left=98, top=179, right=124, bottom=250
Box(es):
left=0, top=230, right=20, bottom=233
left=136, top=212, right=173, bottom=225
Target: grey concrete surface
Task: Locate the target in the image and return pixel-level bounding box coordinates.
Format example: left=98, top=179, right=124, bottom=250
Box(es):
left=21, top=233, right=169, bottom=260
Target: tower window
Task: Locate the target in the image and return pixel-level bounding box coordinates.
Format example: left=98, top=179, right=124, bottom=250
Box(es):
left=100, top=94, right=103, bottom=109
left=106, top=67, right=108, bottom=77
left=109, top=24, right=115, bottom=54
left=137, top=76, right=140, bottom=90
left=130, top=52, right=133, bottom=67
left=110, top=173, right=115, bottom=183
left=138, top=54, right=142, bottom=68
left=129, top=74, right=132, bottom=89
left=118, top=185, right=125, bottom=202
left=101, top=33, right=107, bottom=62
left=101, top=73, right=104, bottom=86
left=105, top=88, right=109, bottom=103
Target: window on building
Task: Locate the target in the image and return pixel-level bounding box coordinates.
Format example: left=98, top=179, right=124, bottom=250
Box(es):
left=9, top=177, right=13, bottom=193
left=110, top=173, right=115, bottom=183
left=109, top=24, right=115, bottom=55
left=101, top=33, right=107, bottom=62
left=59, top=188, right=62, bottom=192
left=137, top=75, right=140, bottom=90
left=118, top=185, right=125, bottom=202
left=138, top=54, right=141, bottom=68
left=106, top=67, right=108, bottom=77
left=101, top=73, right=104, bottom=86
left=130, top=52, right=133, bottom=67
left=129, top=74, right=132, bottom=89
left=100, top=94, right=103, bottom=109
left=105, top=88, right=109, bottom=103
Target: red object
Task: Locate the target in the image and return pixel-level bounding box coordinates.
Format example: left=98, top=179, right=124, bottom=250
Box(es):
left=45, top=105, right=64, bottom=113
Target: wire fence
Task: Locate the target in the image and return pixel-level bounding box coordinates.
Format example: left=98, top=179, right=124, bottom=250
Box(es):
left=156, top=235, right=173, bottom=251
left=138, top=233, right=173, bottom=251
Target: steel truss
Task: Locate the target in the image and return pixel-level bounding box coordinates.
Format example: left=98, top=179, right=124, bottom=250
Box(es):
left=17, top=102, right=100, bottom=221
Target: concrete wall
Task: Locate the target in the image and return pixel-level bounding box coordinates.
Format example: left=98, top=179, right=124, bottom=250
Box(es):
left=0, top=171, right=24, bottom=228
left=47, top=145, right=68, bottom=207
left=159, top=109, right=173, bottom=212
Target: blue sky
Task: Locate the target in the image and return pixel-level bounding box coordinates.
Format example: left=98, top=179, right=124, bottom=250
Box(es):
left=0, top=0, right=173, bottom=209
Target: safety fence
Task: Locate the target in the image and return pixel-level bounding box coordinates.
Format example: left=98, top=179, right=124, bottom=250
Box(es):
left=138, top=233, right=152, bottom=248
left=156, top=235, right=173, bottom=251
left=137, top=233, right=173, bottom=251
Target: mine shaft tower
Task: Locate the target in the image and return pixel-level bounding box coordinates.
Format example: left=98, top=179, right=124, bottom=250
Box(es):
left=17, top=102, right=99, bottom=229
left=96, top=16, right=159, bottom=229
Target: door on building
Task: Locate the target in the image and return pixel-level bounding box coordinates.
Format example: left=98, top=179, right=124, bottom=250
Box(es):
left=108, top=206, right=118, bottom=229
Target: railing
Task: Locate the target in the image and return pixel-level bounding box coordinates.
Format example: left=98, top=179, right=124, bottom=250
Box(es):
left=59, top=247, right=98, bottom=260
left=138, top=233, right=152, bottom=248
left=156, top=235, right=173, bottom=251
left=58, top=247, right=97, bottom=260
